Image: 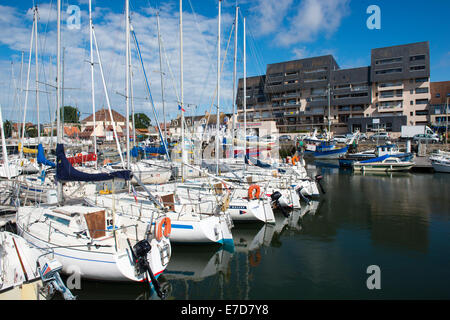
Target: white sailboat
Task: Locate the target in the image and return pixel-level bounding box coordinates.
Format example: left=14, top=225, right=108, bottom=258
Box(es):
left=0, top=231, right=74, bottom=300
left=16, top=1, right=171, bottom=298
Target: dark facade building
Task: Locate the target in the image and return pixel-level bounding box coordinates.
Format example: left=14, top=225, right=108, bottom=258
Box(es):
left=236, top=41, right=434, bottom=135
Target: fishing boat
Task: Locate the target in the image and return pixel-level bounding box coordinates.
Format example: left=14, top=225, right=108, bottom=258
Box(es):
left=353, top=155, right=414, bottom=172
left=0, top=231, right=75, bottom=300
left=302, top=140, right=349, bottom=159
left=339, top=144, right=413, bottom=167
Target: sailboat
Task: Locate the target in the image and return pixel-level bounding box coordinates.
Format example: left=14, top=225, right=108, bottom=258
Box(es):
left=0, top=231, right=75, bottom=300
left=16, top=2, right=171, bottom=298
left=90, top=0, right=234, bottom=247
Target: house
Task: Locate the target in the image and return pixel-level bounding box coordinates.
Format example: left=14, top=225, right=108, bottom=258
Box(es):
left=80, top=108, right=130, bottom=141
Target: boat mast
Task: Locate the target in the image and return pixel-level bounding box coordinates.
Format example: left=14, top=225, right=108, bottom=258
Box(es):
left=0, top=106, right=11, bottom=179
left=180, top=0, right=185, bottom=180
left=34, top=6, right=40, bottom=144
left=231, top=5, right=238, bottom=161
left=56, top=0, right=63, bottom=203
left=89, top=0, right=97, bottom=168
left=125, top=0, right=130, bottom=170
left=129, top=39, right=136, bottom=147
left=243, top=16, right=246, bottom=172
left=92, top=27, right=125, bottom=167
left=327, top=82, right=331, bottom=137
left=215, top=0, right=222, bottom=175
left=156, top=12, right=167, bottom=145
left=20, top=11, right=35, bottom=157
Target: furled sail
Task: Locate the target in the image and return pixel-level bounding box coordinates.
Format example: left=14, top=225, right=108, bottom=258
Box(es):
left=36, top=143, right=56, bottom=168
left=56, top=144, right=131, bottom=182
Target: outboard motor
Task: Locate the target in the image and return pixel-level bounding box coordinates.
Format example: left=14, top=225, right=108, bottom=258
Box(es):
left=128, top=239, right=165, bottom=300
left=296, top=186, right=311, bottom=205
left=270, top=191, right=289, bottom=218
left=315, top=174, right=326, bottom=194
left=38, top=259, right=76, bottom=300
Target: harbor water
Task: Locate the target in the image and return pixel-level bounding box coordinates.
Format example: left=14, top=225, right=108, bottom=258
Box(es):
left=66, top=161, right=450, bottom=300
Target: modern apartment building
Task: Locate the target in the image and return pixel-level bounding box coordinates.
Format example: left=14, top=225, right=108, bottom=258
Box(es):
left=236, top=41, right=436, bottom=135
left=428, top=81, right=450, bottom=128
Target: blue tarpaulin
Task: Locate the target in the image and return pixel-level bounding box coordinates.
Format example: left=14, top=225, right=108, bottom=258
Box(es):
left=56, top=144, right=131, bottom=182
left=360, top=154, right=390, bottom=164
left=37, top=143, right=55, bottom=168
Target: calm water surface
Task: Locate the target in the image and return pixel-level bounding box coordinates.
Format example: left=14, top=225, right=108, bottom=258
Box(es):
left=69, top=162, right=450, bottom=300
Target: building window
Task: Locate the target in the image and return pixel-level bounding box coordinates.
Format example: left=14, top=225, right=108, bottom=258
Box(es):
left=415, top=110, right=428, bottom=116
left=410, top=101, right=414, bottom=105
left=375, top=68, right=402, bottom=75
left=410, top=65, right=426, bottom=71
left=415, top=99, right=428, bottom=104
left=375, top=57, right=402, bottom=65
left=436, top=93, right=440, bottom=98
left=415, top=77, right=428, bottom=83
left=415, top=87, right=429, bottom=94
left=410, top=112, right=413, bottom=116
left=410, top=55, right=425, bottom=61
left=379, top=101, right=403, bottom=109
left=379, top=81, right=402, bottom=88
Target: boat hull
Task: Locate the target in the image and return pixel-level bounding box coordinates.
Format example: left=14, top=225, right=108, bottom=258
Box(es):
left=431, top=161, right=450, bottom=173
left=353, top=163, right=414, bottom=172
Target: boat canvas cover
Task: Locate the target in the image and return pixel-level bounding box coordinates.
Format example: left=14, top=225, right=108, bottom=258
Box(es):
left=360, top=154, right=390, bottom=164
left=56, top=144, right=131, bottom=182
left=37, top=143, right=56, bottom=168
left=245, top=155, right=272, bottom=168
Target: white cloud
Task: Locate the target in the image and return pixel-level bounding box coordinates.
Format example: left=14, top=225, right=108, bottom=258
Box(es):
left=247, top=0, right=350, bottom=48
left=0, top=2, right=238, bottom=125
left=249, top=0, right=293, bottom=36
left=276, top=0, right=350, bottom=47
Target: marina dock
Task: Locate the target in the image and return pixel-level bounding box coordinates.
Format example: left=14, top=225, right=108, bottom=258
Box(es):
left=412, top=156, right=434, bottom=172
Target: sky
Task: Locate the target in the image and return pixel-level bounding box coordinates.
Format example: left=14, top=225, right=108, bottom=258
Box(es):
left=0, top=0, right=449, bottom=125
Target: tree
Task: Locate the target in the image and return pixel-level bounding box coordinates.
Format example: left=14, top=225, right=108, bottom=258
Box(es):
left=26, top=127, right=38, bottom=138
left=131, top=113, right=152, bottom=129
left=3, top=120, right=12, bottom=138
left=59, top=106, right=80, bottom=123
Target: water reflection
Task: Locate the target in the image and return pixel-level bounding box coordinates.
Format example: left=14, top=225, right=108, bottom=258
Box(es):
left=60, top=168, right=450, bottom=299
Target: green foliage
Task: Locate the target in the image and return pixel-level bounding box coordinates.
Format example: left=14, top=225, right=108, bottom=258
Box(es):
left=3, top=120, right=12, bottom=138
left=26, top=127, right=38, bottom=138
left=131, top=113, right=152, bottom=129
left=60, top=106, right=80, bottom=123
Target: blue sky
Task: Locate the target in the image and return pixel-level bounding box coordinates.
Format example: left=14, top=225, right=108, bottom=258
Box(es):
left=0, top=0, right=449, bottom=123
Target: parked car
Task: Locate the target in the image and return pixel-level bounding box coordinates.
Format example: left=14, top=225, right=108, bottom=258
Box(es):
left=260, top=135, right=277, bottom=143
left=370, top=132, right=390, bottom=141
left=296, top=134, right=309, bottom=141
left=278, top=135, right=292, bottom=142
left=412, top=133, right=439, bottom=143
left=359, top=133, right=368, bottom=140
left=332, top=135, right=348, bottom=144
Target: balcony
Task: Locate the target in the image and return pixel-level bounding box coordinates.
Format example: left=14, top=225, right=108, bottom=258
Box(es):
left=378, top=94, right=403, bottom=101
left=378, top=101, right=403, bottom=112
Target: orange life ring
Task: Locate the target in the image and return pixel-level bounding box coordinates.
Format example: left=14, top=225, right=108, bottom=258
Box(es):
left=292, top=155, right=299, bottom=165
left=103, top=158, right=112, bottom=166
left=249, top=250, right=261, bottom=267
left=155, top=217, right=171, bottom=241
left=77, top=153, right=82, bottom=158
left=248, top=184, right=261, bottom=200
